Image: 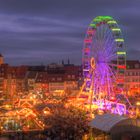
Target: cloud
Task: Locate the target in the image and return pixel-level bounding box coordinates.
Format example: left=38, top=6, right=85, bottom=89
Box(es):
left=0, top=0, right=139, bottom=65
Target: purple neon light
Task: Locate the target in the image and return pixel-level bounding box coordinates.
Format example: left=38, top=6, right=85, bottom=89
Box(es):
left=93, top=99, right=126, bottom=115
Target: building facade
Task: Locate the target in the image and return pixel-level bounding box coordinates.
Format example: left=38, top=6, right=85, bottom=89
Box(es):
left=125, top=60, right=140, bottom=96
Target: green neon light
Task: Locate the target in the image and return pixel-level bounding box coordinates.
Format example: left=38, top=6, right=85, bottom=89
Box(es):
left=89, top=24, right=96, bottom=28
left=93, top=16, right=113, bottom=23
left=117, top=52, right=126, bottom=55
left=107, top=20, right=117, bottom=24
left=112, top=28, right=121, bottom=31
left=115, top=39, right=124, bottom=42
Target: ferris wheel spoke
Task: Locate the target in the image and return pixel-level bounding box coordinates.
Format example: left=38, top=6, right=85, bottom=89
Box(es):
left=104, top=64, right=114, bottom=94
left=104, top=33, right=114, bottom=51
left=108, top=63, right=118, bottom=67
left=105, top=42, right=117, bottom=58
left=103, top=27, right=111, bottom=41
left=107, top=65, right=117, bottom=80
left=106, top=53, right=117, bottom=61
left=102, top=33, right=114, bottom=54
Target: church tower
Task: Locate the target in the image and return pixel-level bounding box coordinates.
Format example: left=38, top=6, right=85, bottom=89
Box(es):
left=0, top=54, right=4, bottom=65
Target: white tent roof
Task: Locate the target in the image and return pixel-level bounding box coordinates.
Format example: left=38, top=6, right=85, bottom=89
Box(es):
left=89, top=113, right=128, bottom=132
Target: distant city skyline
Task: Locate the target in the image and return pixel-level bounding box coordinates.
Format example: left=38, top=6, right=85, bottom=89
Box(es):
left=0, top=0, right=140, bottom=65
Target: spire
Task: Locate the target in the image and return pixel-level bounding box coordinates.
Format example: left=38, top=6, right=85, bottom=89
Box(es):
left=62, top=60, right=64, bottom=65
left=68, top=59, right=70, bottom=65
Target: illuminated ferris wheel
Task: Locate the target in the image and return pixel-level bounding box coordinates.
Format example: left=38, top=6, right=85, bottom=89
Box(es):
left=82, top=16, right=126, bottom=101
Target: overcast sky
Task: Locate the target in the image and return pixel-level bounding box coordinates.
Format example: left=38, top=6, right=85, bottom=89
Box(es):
left=0, top=0, right=139, bottom=65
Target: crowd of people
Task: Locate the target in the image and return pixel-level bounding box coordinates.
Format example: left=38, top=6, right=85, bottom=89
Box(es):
left=43, top=99, right=90, bottom=140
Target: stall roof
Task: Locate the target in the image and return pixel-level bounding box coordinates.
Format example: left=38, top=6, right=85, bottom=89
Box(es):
left=89, top=113, right=128, bottom=132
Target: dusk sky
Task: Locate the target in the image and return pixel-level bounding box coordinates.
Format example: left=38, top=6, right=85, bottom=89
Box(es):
left=0, top=0, right=140, bottom=65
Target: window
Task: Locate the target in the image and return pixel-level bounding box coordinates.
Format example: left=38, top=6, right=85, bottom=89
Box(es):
left=52, top=78, right=55, bottom=81
left=135, top=64, right=139, bottom=69
left=57, top=77, right=62, bottom=81
left=127, top=65, right=129, bottom=69
left=72, top=75, right=75, bottom=79
left=129, top=72, right=132, bottom=76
